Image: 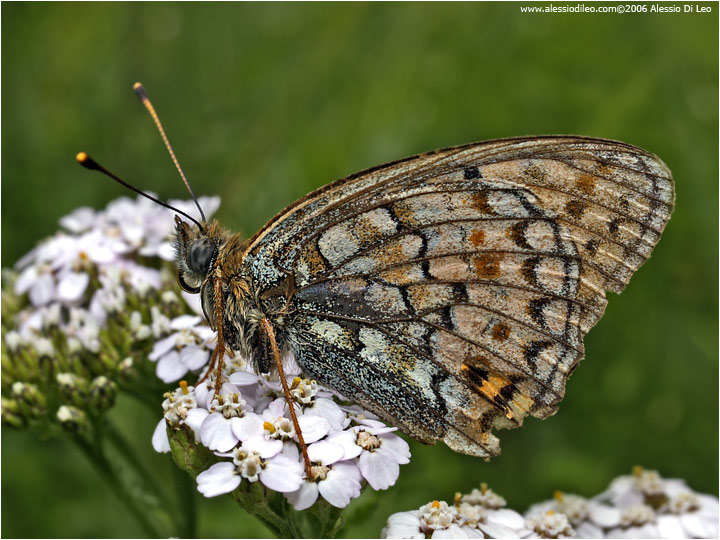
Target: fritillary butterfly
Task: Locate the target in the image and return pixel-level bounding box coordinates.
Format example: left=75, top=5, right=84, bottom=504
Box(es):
left=173, top=135, right=674, bottom=461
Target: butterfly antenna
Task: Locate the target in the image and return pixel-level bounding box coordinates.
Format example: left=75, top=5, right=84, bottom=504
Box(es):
left=133, top=82, right=207, bottom=224
left=75, top=152, right=206, bottom=232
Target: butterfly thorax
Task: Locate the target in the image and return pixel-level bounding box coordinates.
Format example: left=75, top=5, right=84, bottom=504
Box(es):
left=174, top=218, right=295, bottom=374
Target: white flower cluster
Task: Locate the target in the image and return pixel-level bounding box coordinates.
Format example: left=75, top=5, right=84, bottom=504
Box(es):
left=147, top=298, right=216, bottom=383
left=6, top=195, right=219, bottom=355
left=383, top=484, right=528, bottom=538
left=153, top=355, right=411, bottom=510
left=383, top=468, right=718, bottom=539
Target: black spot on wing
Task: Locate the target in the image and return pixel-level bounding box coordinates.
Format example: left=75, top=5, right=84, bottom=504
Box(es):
left=522, top=340, right=554, bottom=371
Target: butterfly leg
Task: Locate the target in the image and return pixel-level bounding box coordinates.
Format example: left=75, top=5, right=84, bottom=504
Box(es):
left=259, top=317, right=313, bottom=480
left=198, top=277, right=227, bottom=399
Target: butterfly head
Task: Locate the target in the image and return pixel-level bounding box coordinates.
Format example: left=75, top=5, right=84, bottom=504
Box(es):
left=174, top=216, right=227, bottom=294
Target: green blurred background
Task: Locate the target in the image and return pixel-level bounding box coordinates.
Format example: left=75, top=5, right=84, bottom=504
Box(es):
left=2, top=2, right=717, bottom=538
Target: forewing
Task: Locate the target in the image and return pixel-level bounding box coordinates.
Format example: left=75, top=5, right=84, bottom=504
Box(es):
left=243, top=136, right=674, bottom=458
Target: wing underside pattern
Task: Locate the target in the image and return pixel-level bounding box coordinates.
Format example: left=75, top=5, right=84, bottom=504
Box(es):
left=244, top=137, right=674, bottom=458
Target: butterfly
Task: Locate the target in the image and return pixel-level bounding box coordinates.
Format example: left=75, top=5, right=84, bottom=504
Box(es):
left=79, top=85, right=674, bottom=475
left=174, top=135, right=674, bottom=462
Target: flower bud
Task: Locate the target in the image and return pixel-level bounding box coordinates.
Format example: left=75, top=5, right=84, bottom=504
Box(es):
left=168, top=424, right=216, bottom=476
left=56, top=372, right=89, bottom=407
left=116, top=356, right=137, bottom=380
left=41, top=304, right=62, bottom=329
left=3, top=330, right=23, bottom=353
left=161, top=290, right=179, bottom=306
left=129, top=311, right=152, bottom=340
left=89, top=375, right=117, bottom=411
left=33, top=338, right=55, bottom=358
left=56, top=405, right=88, bottom=433
left=1, top=397, right=25, bottom=428
left=12, top=381, right=47, bottom=413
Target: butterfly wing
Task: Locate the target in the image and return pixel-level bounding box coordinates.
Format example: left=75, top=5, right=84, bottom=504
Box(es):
left=242, top=136, right=674, bottom=458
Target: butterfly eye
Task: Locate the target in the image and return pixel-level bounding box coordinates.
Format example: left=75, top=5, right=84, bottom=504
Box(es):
left=177, top=271, right=201, bottom=294
left=188, top=238, right=216, bottom=275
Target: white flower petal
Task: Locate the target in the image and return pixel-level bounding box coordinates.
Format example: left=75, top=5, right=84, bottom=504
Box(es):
left=170, top=315, right=203, bottom=330
left=15, top=245, right=40, bottom=269
left=366, top=425, right=398, bottom=436
left=200, top=412, right=239, bottom=452
left=657, top=515, right=688, bottom=539
left=378, top=433, right=411, bottom=464
left=432, top=524, right=471, bottom=538
left=185, top=408, right=209, bottom=438
left=319, top=461, right=361, bottom=508
left=286, top=481, right=319, bottom=511
left=124, top=264, right=162, bottom=293
left=307, top=440, right=345, bottom=465
left=156, top=351, right=187, bottom=383
left=283, top=441, right=300, bottom=460
left=149, top=334, right=178, bottom=361
left=260, top=454, right=304, bottom=492
left=243, top=436, right=283, bottom=459
left=229, top=371, right=261, bottom=386
left=59, top=207, right=97, bottom=233
left=383, top=511, right=424, bottom=539
left=181, top=291, right=204, bottom=316
left=488, top=508, right=526, bottom=530
left=231, top=413, right=265, bottom=442
left=589, top=504, right=621, bottom=528
left=297, top=415, right=330, bottom=444
left=680, top=513, right=714, bottom=538
left=358, top=448, right=399, bottom=490
left=304, top=397, right=346, bottom=432
left=57, top=271, right=90, bottom=302
left=261, top=398, right=285, bottom=420
left=574, top=522, right=605, bottom=539
left=195, top=326, right=217, bottom=343
left=157, top=241, right=175, bottom=261
left=194, top=383, right=212, bottom=410
left=197, top=462, right=241, bottom=497
left=152, top=419, right=171, bottom=453
left=326, top=430, right=362, bottom=460
left=30, top=273, right=55, bottom=306
left=14, top=265, right=38, bottom=294
left=87, top=243, right=117, bottom=264
left=353, top=417, right=386, bottom=429
left=180, top=345, right=210, bottom=370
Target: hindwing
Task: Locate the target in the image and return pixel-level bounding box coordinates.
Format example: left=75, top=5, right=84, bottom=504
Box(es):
left=241, top=136, right=674, bottom=458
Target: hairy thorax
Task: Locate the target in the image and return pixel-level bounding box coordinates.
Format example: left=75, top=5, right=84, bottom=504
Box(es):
left=212, top=231, right=295, bottom=373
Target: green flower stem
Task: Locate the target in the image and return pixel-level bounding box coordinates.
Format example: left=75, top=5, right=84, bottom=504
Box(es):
left=172, top=465, right=198, bottom=538
left=71, top=433, right=163, bottom=538
left=102, top=419, right=167, bottom=504
left=232, top=483, right=300, bottom=538
left=232, top=483, right=345, bottom=538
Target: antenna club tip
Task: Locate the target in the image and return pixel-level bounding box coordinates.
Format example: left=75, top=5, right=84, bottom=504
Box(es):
left=76, top=152, right=100, bottom=171
left=133, top=82, right=149, bottom=102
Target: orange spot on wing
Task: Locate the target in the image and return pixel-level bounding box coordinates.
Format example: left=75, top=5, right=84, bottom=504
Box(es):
left=302, top=243, right=328, bottom=276
left=576, top=173, right=596, bottom=194
left=491, top=322, right=511, bottom=341
left=473, top=253, right=504, bottom=278
left=469, top=230, right=486, bottom=247
left=470, top=191, right=495, bottom=214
